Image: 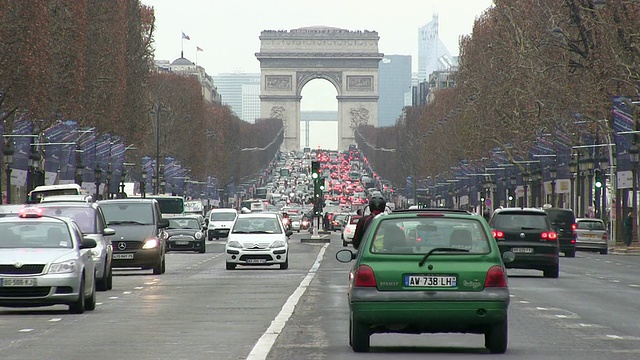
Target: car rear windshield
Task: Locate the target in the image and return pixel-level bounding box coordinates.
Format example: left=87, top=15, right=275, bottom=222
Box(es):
left=350, top=216, right=362, bottom=225
left=40, top=207, right=96, bottom=234
left=491, top=213, right=548, bottom=230
left=211, top=212, right=237, bottom=221
left=577, top=220, right=606, bottom=230
left=545, top=209, right=575, bottom=228
left=369, top=217, right=491, bottom=255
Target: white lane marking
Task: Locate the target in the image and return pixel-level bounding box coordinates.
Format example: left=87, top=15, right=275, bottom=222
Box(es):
left=509, top=294, right=514, bottom=298
left=519, top=300, right=530, bottom=304
left=96, top=302, right=103, bottom=306
left=186, top=267, right=192, bottom=270
left=616, top=263, right=622, bottom=266
left=556, top=314, right=568, bottom=318
left=123, top=291, right=132, bottom=295
left=579, top=323, right=592, bottom=327
left=607, top=335, right=624, bottom=339
left=629, top=284, right=640, bottom=288
left=246, top=243, right=330, bottom=360
left=536, top=307, right=548, bottom=311
left=144, top=282, right=155, bottom=285
left=49, top=318, right=62, bottom=322
left=19, top=329, right=33, bottom=332
left=611, top=280, right=620, bottom=283
left=134, top=286, right=143, bottom=290
left=108, top=296, right=118, bottom=300
left=605, top=261, right=612, bottom=263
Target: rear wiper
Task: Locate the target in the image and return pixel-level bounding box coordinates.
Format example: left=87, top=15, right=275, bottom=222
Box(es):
left=521, top=227, right=541, bottom=230
left=418, top=247, right=470, bottom=267
left=108, top=220, right=145, bottom=225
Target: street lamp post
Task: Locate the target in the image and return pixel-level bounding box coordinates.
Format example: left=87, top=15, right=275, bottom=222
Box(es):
left=509, top=175, right=517, bottom=207
left=550, top=164, right=557, bottom=207
left=629, top=143, right=639, bottom=242
left=150, top=102, right=167, bottom=195
left=3, top=140, right=14, bottom=204
left=106, top=164, right=112, bottom=199
left=141, top=170, right=147, bottom=199
left=75, top=150, right=84, bottom=186
left=522, top=171, right=530, bottom=208
left=585, top=152, right=595, bottom=217
left=599, top=152, right=608, bottom=221
left=94, top=164, right=102, bottom=200
left=569, top=157, right=577, bottom=211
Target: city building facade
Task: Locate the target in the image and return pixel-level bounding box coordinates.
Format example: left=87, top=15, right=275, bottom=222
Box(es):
left=155, top=57, right=221, bottom=104
left=378, top=55, right=412, bottom=127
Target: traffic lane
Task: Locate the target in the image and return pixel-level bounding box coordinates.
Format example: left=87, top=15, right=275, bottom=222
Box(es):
left=267, top=240, right=637, bottom=360
left=0, top=241, right=224, bottom=353
left=0, top=237, right=322, bottom=360
left=507, top=256, right=640, bottom=347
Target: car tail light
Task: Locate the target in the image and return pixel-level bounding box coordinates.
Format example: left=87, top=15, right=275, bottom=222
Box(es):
left=416, top=237, right=422, bottom=243
left=353, top=265, right=377, bottom=287
left=602, top=232, right=608, bottom=241
left=571, top=223, right=577, bottom=231
left=484, top=265, right=507, bottom=287
left=541, top=231, right=558, bottom=241
left=492, top=230, right=505, bottom=239
left=345, top=228, right=351, bottom=233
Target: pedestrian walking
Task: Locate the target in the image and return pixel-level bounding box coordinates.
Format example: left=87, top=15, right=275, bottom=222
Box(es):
left=624, top=212, right=634, bottom=247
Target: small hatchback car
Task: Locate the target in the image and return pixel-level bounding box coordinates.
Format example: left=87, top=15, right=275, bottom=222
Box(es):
left=336, top=209, right=513, bottom=353
left=165, top=216, right=206, bottom=253
left=225, top=213, right=293, bottom=270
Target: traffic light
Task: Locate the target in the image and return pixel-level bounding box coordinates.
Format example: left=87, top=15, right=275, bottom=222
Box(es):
left=319, top=178, right=325, bottom=191
left=594, top=170, right=603, bottom=189
left=311, top=161, right=320, bottom=179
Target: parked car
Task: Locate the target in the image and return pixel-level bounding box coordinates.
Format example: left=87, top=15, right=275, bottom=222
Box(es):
left=543, top=207, right=577, bottom=257
left=165, top=216, right=206, bottom=253
left=341, top=214, right=362, bottom=247
left=38, top=202, right=116, bottom=291
left=575, top=217, right=608, bottom=254
left=225, top=212, right=293, bottom=270
left=206, top=208, right=238, bottom=240
left=0, top=206, right=98, bottom=314
left=336, top=208, right=512, bottom=353
left=489, top=207, right=560, bottom=278
left=98, top=199, right=169, bottom=275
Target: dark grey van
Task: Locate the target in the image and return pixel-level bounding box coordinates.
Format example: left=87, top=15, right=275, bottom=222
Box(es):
left=543, top=207, right=577, bottom=257
left=98, top=199, right=169, bottom=275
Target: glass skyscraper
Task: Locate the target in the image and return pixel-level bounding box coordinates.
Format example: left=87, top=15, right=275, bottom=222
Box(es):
left=378, top=55, right=412, bottom=127
left=212, top=73, right=261, bottom=123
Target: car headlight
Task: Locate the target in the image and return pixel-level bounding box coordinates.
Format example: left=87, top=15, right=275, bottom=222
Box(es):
left=270, top=240, right=286, bottom=248
left=49, top=259, right=77, bottom=274
left=142, top=238, right=160, bottom=249
left=160, top=231, right=169, bottom=240
left=195, top=231, right=203, bottom=240
left=227, top=240, right=243, bottom=248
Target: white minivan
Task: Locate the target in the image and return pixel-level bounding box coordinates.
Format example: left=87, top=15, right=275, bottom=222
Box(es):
left=207, top=208, right=238, bottom=240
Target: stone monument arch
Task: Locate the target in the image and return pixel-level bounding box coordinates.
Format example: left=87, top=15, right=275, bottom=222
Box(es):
left=256, top=27, right=383, bottom=151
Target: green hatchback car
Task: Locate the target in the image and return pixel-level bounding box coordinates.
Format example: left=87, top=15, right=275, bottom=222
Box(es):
left=336, top=209, right=514, bottom=353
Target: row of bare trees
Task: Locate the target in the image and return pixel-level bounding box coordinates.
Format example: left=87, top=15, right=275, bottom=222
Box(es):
left=357, top=0, right=640, bottom=188
left=0, top=1, right=281, bottom=187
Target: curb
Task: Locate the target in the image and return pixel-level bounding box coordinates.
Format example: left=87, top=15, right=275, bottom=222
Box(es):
left=301, top=236, right=330, bottom=243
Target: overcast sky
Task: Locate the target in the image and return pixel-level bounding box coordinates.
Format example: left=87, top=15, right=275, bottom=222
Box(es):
left=142, top=0, right=495, bottom=110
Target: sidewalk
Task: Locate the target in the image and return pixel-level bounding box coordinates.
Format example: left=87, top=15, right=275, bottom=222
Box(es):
left=610, top=243, right=640, bottom=255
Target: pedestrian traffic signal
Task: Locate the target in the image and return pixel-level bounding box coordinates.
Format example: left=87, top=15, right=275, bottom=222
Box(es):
left=311, top=161, right=320, bottom=179
left=319, top=178, right=325, bottom=191
left=594, top=170, right=603, bottom=188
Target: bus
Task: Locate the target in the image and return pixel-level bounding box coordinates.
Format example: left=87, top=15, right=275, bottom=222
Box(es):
left=145, top=195, right=185, bottom=218
left=27, top=184, right=88, bottom=204
left=255, top=187, right=268, bottom=199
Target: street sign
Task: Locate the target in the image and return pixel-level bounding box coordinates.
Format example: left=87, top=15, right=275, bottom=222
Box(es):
left=485, top=198, right=492, bottom=207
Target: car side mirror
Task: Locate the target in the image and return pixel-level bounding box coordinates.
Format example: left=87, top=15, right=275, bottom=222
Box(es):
left=336, top=249, right=356, bottom=263
left=81, top=237, right=97, bottom=249
left=103, top=228, right=116, bottom=236
left=159, top=218, right=170, bottom=229
left=502, top=251, right=516, bottom=264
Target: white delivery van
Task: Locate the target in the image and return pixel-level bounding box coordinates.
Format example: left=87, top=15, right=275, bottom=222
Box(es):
left=207, top=208, right=238, bottom=240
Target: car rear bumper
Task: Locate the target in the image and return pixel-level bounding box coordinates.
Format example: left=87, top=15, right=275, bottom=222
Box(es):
left=505, top=253, right=558, bottom=270
left=576, top=240, right=607, bottom=251
left=350, top=288, right=509, bottom=329
left=208, top=229, right=230, bottom=238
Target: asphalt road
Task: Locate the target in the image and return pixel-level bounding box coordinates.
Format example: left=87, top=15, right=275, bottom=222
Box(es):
left=1, top=233, right=639, bottom=360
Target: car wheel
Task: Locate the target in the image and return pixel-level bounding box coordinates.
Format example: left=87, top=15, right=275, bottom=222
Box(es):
left=280, top=258, right=289, bottom=270
left=85, top=277, right=96, bottom=311
left=350, top=313, right=370, bottom=352
left=343, top=240, right=348, bottom=247
left=565, top=250, right=576, bottom=258
left=69, top=278, right=86, bottom=314
left=96, top=264, right=108, bottom=292
left=153, top=254, right=166, bottom=275
left=484, top=318, right=508, bottom=354
left=543, top=265, right=559, bottom=278
left=600, top=248, right=608, bottom=255
left=199, top=241, right=206, bottom=253
left=106, top=265, right=113, bottom=290
left=226, top=262, right=236, bottom=270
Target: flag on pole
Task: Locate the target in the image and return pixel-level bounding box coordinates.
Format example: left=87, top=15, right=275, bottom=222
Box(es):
left=196, top=46, right=203, bottom=52
left=182, top=31, right=190, bottom=40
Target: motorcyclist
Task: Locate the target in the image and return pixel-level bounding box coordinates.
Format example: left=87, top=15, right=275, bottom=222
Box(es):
left=352, top=195, right=387, bottom=250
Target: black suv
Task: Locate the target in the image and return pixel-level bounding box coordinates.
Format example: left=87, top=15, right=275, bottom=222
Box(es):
left=543, top=207, right=577, bottom=257
left=98, top=199, right=169, bottom=275
left=489, top=208, right=560, bottom=278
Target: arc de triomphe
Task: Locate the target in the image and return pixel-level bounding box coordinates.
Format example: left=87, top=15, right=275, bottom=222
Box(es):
left=255, top=27, right=383, bottom=151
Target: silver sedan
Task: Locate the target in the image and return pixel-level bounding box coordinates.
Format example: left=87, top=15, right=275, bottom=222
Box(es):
left=0, top=208, right=98, bottom=314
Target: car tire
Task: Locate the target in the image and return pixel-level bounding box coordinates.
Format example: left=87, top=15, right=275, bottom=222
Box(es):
left=85, top=277, right=96, bottom=311
left=565, top=250, right=576, bottom=258
left=543, top=265, right=559, bottom=278
left=226, top=262, right=236, bottom=270
left=485, top=318, right=508, bottom=354
left=343, top=240, right=348, bottom=247
left=106, top=265, right=113, bottom=290
left=280, top=258, right=289, bottom=270
left=600, top=248, right=608, bottom=255
left=199, top=241, right=206, bottom=253
left=69, top=278, right=86, bottom=314
left=96, top=264, right=108, bottom=292
left=153, top=254, right=166, bottom=275
left=350, top=314, right=370, bottom=353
